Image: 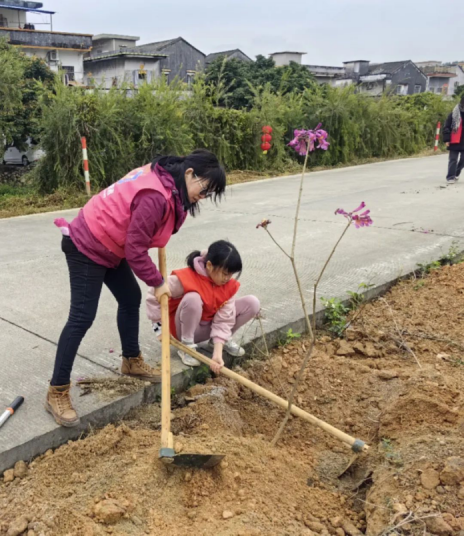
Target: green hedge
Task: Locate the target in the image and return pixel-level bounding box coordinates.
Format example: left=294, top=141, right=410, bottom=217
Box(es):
left=32, top=77, right=454, bottom=193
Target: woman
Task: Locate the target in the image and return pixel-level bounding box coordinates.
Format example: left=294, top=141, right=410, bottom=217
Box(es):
left=48, top=149, right=226, bottom=427
left=443, top=95, right=464, bottom=184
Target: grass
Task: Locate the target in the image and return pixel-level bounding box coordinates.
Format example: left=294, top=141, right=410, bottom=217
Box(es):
left=0, top=183, right=89, bottom=219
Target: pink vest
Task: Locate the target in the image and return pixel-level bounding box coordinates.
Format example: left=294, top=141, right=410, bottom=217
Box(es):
left=83, top=164, right=175, bottom=258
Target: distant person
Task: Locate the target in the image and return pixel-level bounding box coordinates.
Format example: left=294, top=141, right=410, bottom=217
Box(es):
left=443, top=95, right=464, bottom=184
left=49, top=150, right=226, bottom=427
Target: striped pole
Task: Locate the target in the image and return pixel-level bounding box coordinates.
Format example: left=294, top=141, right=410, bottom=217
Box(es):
left=81, top=136, right=91, bottom=196
left=434, top=122, right=441, bottom=151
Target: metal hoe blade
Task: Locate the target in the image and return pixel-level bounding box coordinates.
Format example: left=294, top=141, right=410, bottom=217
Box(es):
left=159, top=448, right=224, bottom=468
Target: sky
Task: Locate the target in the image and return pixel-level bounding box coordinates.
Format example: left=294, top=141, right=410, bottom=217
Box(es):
left=29, top=0, right=464, bottom=65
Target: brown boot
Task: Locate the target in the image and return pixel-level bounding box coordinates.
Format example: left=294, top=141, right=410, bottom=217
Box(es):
left=121, top=354, right=161, bottom=383
left=45, top=384, right=80, bottom=427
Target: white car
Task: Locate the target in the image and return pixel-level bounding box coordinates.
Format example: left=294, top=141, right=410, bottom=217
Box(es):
left=2, top=140, right=45, bottom=166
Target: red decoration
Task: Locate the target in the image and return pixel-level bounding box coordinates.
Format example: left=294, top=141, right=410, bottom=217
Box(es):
left=261, top=142, right=271, bottom=152
left=261, top=125, right=273, bottom=154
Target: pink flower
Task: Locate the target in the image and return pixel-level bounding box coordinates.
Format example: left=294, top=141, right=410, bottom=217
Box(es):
left=288, top=124, right=330, bottom=155
left=256, top=219, right=272, bottom=229
left=335, top=202, right=373, bottom=228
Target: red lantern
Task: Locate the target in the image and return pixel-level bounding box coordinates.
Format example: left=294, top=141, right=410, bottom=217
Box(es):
left=261, top=125, right=273, bottom=153
left=261, top=142, right=271, bottom=153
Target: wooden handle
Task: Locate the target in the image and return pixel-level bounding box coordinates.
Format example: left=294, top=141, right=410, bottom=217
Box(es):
left=170, top=337, right=368, bottom=452
left=158, top=248, right=173, bottom=450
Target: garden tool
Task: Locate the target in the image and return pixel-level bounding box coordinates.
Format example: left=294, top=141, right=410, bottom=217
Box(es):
left=157, top=248, right=224, bottom=468
left=0, top=396, right=24, bottom=429
left=169, top=337, right=369, bottom=453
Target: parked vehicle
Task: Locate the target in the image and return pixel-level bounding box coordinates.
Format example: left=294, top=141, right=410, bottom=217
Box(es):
left=2, top=139, right=45, bottom=166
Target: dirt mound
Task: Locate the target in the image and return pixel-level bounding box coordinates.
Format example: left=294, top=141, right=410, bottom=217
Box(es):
left=1, top=264, right=463, bottom=536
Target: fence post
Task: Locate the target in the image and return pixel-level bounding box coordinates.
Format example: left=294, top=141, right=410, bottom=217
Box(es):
left=434, top=122, right=441, bottom=151
left=81, top=136, right=91, bottom=196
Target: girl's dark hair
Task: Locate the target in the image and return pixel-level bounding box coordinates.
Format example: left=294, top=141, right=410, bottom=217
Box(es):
left=186, top=240, right=242, bottom=277
left=151, top=149, right=226, bottom=217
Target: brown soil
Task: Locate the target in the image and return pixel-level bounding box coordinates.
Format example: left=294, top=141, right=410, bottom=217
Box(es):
left=1, top=264, right=463, bottom=536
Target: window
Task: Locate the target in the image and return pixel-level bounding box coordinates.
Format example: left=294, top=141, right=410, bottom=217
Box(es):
left=436, top=87, right=442, bottom=94
left=186, top=72, right=195, bottom=88
left=138, top=72, right=146, bottom=81
left=455, top=81, right=460, bottom=88
left=62, top=66, right=75, bottom=82
left=414, top=84, right=422, bottom=93
left=396, top=84, right=407, bottom=95
left=0, top=15, right=8, bottom=27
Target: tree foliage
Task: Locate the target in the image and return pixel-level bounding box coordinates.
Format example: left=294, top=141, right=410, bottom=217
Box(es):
left=205, top=55, right=317, bottom=109
left=0, top=39, right=55, bottom=148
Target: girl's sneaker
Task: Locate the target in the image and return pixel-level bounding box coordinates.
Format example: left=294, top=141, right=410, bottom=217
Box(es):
left=199, top=339, right=245, bottom=357
left=178, top=341, right=201, bottom=367
left=152, top=322, right=162, bottom=338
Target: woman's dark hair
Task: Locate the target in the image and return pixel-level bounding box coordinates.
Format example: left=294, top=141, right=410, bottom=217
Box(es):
left=151, top=149, right=226, bottom=217
left=186, top=240, right=242, bottom=277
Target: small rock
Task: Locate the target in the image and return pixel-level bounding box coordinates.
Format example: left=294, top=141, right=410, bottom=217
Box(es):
left=238, top=489, right=246, bottom=498
left=3, top=469, right=14, bottom=483
left=335, top=529, right=345, bottom=536
left=184, top=472, right=192, bottom=482
left=421, top=468, right=441, bottom=490
left=174, top=442, right=184, bottom=453
left=222, top=510, right=234, bottom=520
left=13, top=461, right=28, bottom=479
left=440, top=457, right=464, bottom=486
left=7, top=516, right=29, bottom=536
left=93, top=499, right=127, bottom=524
left=187, top=511, right=197, bottom=520
left=305, top=521, right=326, bottom=532
left=426, top=516, right=454, bottom=535
left=405, top=494, right=414, bottom=508
left=336, top=341, right=354, bottom=356
left=341, top=519, right=364, bottom=536
left=27, top=531, right=35, bottom=536
left=393, top=503, right=407, bottom=515
left=44, top=449, right=53, bottom=458
left=442, top=513, right=461, bottom=531
left=220, top=460, right=229, bottom=469
left=131, top=516, right=143, bottom=526
left=364, top=342, right=378, bottom=358
left=352, top=342, right=365, bottom=355
left=378, top=370, right=398, bottom=380
left=200, top=423, right=209, bottom=430
left=330, top=517, right=342, bottom=528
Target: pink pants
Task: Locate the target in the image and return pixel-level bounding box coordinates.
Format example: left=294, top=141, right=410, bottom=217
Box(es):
left=175, top=293, right=260, bottom=343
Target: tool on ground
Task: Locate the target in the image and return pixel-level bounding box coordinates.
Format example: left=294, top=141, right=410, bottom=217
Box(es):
left=0, top=396, right=24, bottom=429
left=157, top=248, right=225, bottom=468
left=170, top=338, right=369, bottom=453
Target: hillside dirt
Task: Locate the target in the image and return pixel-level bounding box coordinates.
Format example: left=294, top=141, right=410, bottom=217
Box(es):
left=1, top=263, right=463, bottom=536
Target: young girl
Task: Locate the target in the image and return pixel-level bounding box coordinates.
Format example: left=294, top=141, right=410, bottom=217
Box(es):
left=146, top=240, right=260, bottom=374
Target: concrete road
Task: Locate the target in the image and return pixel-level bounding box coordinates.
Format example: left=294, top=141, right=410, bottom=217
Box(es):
left=0, top=154, right=463, bottom=471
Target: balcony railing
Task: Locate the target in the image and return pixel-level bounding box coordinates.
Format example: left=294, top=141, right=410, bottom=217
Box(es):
left=0, top=27, right=92, bottom=51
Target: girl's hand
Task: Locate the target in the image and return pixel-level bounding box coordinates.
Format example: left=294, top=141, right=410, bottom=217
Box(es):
left=210, top=349, right=224, bottom=375
left=154, top=281, right=171, bottom=303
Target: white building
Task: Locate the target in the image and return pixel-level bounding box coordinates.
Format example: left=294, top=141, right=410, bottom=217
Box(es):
left=0, top=0, right=92, bottom=84
left=269, top=51, right=306, bottom=67
left=84, top=34, right=166, bottom=88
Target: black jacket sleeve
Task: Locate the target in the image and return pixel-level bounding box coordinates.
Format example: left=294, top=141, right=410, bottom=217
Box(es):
left=443, top=112, right=453, bottom=143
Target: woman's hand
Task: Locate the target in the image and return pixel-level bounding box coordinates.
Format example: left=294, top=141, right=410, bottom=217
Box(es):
left=210, top=343, right=224, bottom=375
left=446, top=142, right=450, bottom=147
left=154, top=281, right=171, bottom=303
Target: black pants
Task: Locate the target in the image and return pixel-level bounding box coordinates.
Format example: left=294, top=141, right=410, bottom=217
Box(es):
left=51, top=236, right=141, bottom=386
left=446, top=150, right=464, bottom=181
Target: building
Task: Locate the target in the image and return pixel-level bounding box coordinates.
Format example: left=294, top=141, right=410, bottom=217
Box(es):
left=357, top=60, right=427, bottom=96
left=205, top=49, right=252, bottom=64
left=305, top=64, right=345, bottom=84
left=269, top=51, right=306, bottom=67
left=416, top=61, right=464, bottom=96
left=84, top=34, right=166, bottom=88
left=303, top=59, right=427, bottom=95
left=131, top=37, right=205, bottom=84
left=0, top=0, right=92, bottom=83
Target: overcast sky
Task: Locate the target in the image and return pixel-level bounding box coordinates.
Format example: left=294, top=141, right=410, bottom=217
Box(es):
left=31, top=0, right=464, bottom=65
